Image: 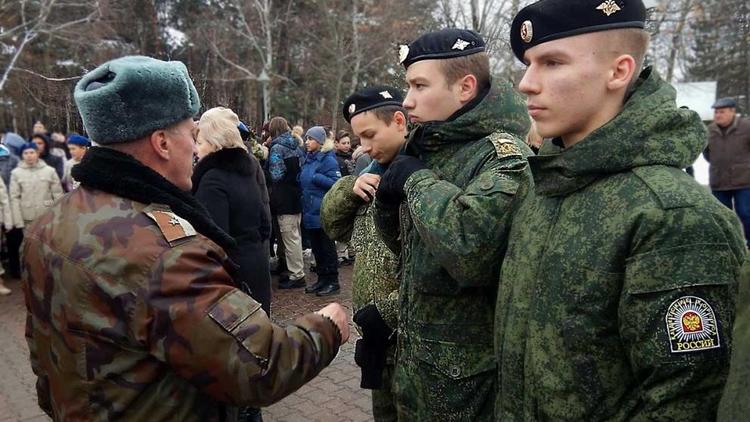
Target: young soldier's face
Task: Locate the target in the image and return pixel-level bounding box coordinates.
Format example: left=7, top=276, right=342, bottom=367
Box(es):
left=518, top=34, right=612, bottom=144
left=403, top=60, right=464, bottom=124
left=350, top=111, right=407, bottom=164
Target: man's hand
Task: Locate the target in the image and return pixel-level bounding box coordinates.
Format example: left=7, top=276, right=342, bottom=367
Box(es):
left=353, top=174, right=381, bottom=202
left=376, top=155, right=426, bottom=206
left=317, top=303, right=350, bottom=343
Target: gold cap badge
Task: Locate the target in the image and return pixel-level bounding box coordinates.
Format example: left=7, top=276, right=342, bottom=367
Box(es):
left=597, top=0, right=621, bottom=16
left=521, top=20, right=533, bottom=43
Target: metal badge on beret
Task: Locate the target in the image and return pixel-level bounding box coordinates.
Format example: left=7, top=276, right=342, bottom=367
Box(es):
left=521, top=21, right=533, bottom=43
left=349, top=104, right=356, bottom=114
left=379, top=91, right=393, bottom=99
left=452, top=38, right=470, bottom=51
left=398, top=45, right=410, bottom=64
left=597, top=0, right=622, bottom=16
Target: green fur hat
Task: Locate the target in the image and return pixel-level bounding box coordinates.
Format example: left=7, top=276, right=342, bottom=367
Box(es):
left=74, top=56, right=200, bottom=145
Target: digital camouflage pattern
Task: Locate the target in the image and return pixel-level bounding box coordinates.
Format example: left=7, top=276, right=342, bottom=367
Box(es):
left=321, top=174, right=400, bottom=421
left=495, top=68, right=747, bottom=420
left=718, top=264, right=750, bottom=420
left=373, top=81, right=532, bottom=421
left=22, top=187, right=341, bottom=421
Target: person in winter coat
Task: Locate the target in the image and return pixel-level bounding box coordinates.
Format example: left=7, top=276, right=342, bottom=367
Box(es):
left=192, top=107, right=272, bottom=315
left=0, top=141, right=19, bottom=187
left=266, top=117, right=307, bottom=289
left=62, top=134, right=89, bottom=191
left=0, top=174, right=13, bottom=295
left=30, top=133, right=64, bottom=180
left=193, top=107, right=272, bottom=422
left=1, top=132, right=23, bottom=278
left=10, top=142, right=63, bottom=228
left=301, top=126, right=341, bottom=296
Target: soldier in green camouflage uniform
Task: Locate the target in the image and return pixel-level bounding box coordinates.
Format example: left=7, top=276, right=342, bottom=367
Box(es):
left=321, top=86, right=407, bottom=421
left=496, top=1, right=747, bottom=419
left=373, top=30, right=532, bottom=420
left=22, top=56, right=349, bottom=421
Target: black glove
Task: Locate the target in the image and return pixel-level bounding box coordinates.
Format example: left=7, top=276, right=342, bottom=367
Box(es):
left=353, top=304, right=396, bottom=389
left=376, top=155, right=426, bottom=206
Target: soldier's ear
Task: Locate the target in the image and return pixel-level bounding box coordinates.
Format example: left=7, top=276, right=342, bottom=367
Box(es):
left=393, top=111, right=407, bottom=132
left=607, top=54, right=637, bottom=93
left=148, top=129, right=170, bottom=161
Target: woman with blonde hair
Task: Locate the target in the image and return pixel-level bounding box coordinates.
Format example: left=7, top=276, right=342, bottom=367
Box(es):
left=192, top=107, right=272, bottom=312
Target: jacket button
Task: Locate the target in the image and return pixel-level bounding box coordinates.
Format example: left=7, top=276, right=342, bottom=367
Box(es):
left=450, top=366, right=461, bottom=378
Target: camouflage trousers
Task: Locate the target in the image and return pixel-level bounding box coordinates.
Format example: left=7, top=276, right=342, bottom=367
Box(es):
left=372, top=363, right=397, bottom=422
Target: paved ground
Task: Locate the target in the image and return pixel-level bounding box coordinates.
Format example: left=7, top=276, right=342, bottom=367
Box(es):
left=0, top=264, right=372, bottom=422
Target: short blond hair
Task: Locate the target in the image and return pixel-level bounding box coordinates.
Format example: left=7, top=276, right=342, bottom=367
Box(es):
left=198, top=107, right=247, bottom=151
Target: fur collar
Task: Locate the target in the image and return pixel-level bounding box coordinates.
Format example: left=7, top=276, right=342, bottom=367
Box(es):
left=191, top=147, right=255, bottom=192
left=72, top=147, right=237, bottom=252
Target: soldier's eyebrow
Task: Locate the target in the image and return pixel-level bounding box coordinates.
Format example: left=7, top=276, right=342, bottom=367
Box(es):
left=532, top=49, right=572, bottom=63
left=407, top=76, right=429, bottom=85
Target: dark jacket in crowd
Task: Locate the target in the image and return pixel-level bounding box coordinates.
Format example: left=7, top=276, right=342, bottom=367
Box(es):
left=192, top=147, right=273, bottom=314
left=301, top=147, right=340, bottom=230
left=335, top=150, right=354, bottom=177
left=30, top=133, right=64, bottom=180
left=266, top=132, right=304, bottom=215
left=705, top=115, right=750, bottom=191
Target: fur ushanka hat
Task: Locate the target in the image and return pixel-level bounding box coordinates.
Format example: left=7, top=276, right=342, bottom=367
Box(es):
left=74, top=56, right=200, bottom=145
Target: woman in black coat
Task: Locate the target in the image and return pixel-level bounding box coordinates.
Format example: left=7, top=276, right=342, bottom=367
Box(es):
left=192, top=107, right=272, bottom=316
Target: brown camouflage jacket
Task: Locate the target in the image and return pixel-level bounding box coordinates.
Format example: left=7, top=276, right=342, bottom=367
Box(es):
left=22, top=187, right=341, bottom=421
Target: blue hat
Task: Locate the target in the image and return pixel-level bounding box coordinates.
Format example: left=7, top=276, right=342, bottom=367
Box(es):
left=67, top=134, right=91, bottom=147
left=305, top=126, right=327, bottom=144
left=20, top=142, right=38, bottom=153
left=74, top=55, right=201, bottom=145
left=712, top=97, right=737, bottom=109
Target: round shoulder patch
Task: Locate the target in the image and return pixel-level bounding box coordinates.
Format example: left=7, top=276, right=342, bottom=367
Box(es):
left=665, top=296, right=721, bottom=354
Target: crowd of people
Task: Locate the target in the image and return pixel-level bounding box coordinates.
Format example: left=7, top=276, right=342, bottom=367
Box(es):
left=0, top=123, right=90, bottom=295
left=12, top=0, right=750, bottom=421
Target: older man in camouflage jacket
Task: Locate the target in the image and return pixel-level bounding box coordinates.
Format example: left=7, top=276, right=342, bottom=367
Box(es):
left=22, top=55, right=349, bottom=422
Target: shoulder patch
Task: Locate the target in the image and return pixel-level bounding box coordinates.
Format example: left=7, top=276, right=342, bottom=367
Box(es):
left=632, top=165, right=702, bottom=210
left=666, top=296, right=721, bottom=354
left=144, top=206, right=197, bottom=245
left=487, top=132, right=522, bottom=159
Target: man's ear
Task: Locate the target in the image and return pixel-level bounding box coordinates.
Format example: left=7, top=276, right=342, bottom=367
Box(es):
left=148, top=130, right=170, bottom=160
left=607, top=54, right=637, bottom=92
left=456, top=74, right=478, bottom=103
left=394, top=111, right=408, bottom=132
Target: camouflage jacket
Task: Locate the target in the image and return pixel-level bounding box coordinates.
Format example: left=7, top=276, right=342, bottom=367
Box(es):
left=22, top=150, right=341, bottom=421
left=495, top=68, right=747, bottom=421
left=320, top=175, right=399, bottom=329
left=373, top=82, right=532, bottom=420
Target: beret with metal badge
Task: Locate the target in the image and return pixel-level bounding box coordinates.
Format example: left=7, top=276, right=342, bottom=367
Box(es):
left=343, top=86, right=404, bottom=123
left=510, top=0, right=647, bottom=62
left=398, top=28, right=485, bottom=69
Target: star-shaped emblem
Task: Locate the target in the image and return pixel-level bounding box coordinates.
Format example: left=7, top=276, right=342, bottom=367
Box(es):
left=452, top=38, right=470, bottom=51
left=398, top=44, right=410, bottom=64
left=379, top=91, right=393, bottom=99
left=168, top=217, right=180, bottom=226
left=597, top=0, right=621, bottom=16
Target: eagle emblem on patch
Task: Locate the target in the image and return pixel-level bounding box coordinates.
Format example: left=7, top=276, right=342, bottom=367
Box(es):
left=452, top=38, right=470, bottom=51
left=665, top=296, right=721, bottom=353
left=379, top=90, right=393, bottom=99
left=398, top=44, right=410, bottom=64
left=597, top=0, right=621, bottom=16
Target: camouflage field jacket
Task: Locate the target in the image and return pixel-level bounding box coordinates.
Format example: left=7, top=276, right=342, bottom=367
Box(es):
left=495, top=68, right=747, bottom=421
left=22, top=187, right=341, bottom=421
left=373, top=81, right=532, bottom=421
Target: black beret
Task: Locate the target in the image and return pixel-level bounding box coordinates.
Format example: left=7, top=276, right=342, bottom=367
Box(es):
left=399, top=28, right=485, bottom=69
left=511, top=0, right=647, bottom=62
left=343, top=86, right=404, bottom=123
left=712, top=97, right=737, bottom=109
